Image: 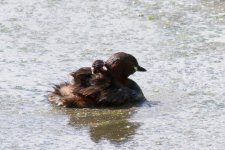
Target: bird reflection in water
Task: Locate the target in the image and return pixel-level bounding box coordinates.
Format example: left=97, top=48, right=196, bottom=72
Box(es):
left=62, top=106, right=140, bottom=143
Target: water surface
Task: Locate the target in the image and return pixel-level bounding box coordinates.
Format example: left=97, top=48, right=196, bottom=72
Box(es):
left=1, top=0, right=225, bottom=149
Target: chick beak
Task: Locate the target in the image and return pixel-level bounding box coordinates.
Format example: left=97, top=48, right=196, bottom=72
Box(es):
left=102, top=66, right=108, bottom=71
left=91, top=67, right=94, bottom=74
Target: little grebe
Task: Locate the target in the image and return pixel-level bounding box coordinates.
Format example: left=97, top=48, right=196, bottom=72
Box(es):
left=48, top=52, right=146, bottom=108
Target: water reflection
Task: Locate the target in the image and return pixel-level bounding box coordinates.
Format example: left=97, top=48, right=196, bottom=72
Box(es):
left=57, top=106, right=140, bottom=143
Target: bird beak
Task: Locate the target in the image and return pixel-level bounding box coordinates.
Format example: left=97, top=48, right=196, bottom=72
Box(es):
left=69, top=72, right=75, bottom=77
left=135, top=65, right=146, bottom=72
left=91, top=67, right=94, bottom=74
left=103, top=66, right=108, bottom=71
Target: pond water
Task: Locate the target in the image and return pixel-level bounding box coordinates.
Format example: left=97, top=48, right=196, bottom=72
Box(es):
left=1, top=0, right=225, bottom=149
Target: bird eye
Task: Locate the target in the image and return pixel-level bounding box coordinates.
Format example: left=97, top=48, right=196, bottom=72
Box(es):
left=134, top=66, right=138, bottom=71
